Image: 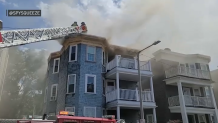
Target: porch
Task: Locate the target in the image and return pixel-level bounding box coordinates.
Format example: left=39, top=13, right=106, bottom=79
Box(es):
left=165, top=65, right=211, bottom=80
left=106, top=55, right=152, bottom=81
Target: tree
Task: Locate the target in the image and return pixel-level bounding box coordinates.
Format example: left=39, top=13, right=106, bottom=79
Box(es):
left=0, top=47, right=49, bottom=119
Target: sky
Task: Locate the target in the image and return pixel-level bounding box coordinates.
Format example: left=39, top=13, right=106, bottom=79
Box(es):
left=1, top=0, right=218, bottom=70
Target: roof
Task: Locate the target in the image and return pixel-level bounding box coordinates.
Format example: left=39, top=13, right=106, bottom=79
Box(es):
left=48, top=34, right=139, bottom=61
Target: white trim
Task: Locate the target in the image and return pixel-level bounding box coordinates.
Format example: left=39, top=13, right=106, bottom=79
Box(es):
left=85, top=74, right=96, bottom=94
left=53, top=58, right=60, bottom=74
left=65, top=107, right=75, bottom=112
left=84, top=107, right=96, bottom=117
left=67, top=74, right=76, bottom=94
left=44, top=87, right=48, bottom=103
left=86, top=45, right=96, bottom=62
left=50, top=84, right=58, bottom=101
left=198, top=114, right=207, bottom=123
left=69, top=45, right=77, bottom=62
left=146, top=114, right=154, bottom=123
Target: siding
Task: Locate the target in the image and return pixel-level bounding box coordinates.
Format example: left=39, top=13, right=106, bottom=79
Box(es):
left=77, top=44, right=104, bottom=117
left=45, top=58, right=59, bottom=114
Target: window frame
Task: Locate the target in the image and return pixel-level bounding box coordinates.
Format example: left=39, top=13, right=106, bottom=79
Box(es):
left=86, top=45, right=96, bottom=62
left=67, top=74, right=76, bottom=94
left=85, top=74, right=96, bottom=94
left=50, top=84, right=58, bottom=101
left=69, top=45, right=78, bottom=62
left=65, top=107, right=75, bottom=112
left=53, top=58, right=60, bottom=74
left=84, top=107, right=96, bottom=117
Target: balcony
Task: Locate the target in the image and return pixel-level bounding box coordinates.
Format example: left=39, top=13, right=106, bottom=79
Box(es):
left=106, top=89, right=153, bottom=103
left=107, top=55, right=150, bottom=71
left=106, top=55, right=152, bottom=81
left=165, top=66, right=211, bottom=80
left=168, top=95, right=214, bottom=108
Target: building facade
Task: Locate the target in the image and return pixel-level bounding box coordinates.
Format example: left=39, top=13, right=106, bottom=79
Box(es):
left=44, top=34, right=157, bottom=123
left=211, top=69, right=218, bottom=110
left=151, top=48, right=218, bottom=123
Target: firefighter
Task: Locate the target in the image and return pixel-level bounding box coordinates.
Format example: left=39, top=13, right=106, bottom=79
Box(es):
left=71, top=22, right=78, bottom=27
left=80, top=22, right=87, bottom=33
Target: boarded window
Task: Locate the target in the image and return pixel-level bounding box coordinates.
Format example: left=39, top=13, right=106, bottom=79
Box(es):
left=84, top=107, right=96, bottom=117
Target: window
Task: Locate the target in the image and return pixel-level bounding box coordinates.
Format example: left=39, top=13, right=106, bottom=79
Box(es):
left=146, top=114, right=153, bottom=123
left=53, top=58, right=60, bottom=73
left=198, top=114, right=206, bottom=123
left=200, top=64, right=208, bottom=71
left=69, top=45, right=77, bottom=62
left=103, top=79, right=105, bottom=95
left=210, top=114, right=215, bottom=123
left=50, top=84, right=58, bottom=101
left=102, top=51, right=105, bottom=65
left=44, top=87, right=48, bottom=103
left=193, top=88, right=201, bottom=96
left=84, top=107, right=96, bottom=117
left=65, top=107, right=75, bottom=112
left=67, top=74, right=76, bottom=93
left=86, top=46, right=96, bottom=62
left=85, top=74, right=96, bottom=94
left=205, top=87, right=210, bottom=97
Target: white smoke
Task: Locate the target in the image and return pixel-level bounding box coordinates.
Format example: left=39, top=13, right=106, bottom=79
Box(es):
left=38, top=0, right=218, bottom=70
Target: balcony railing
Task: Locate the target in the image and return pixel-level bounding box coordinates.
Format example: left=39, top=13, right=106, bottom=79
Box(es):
left=168, top=95, right=214, bottom=108
left=106, top=89, right=153, bottom=103
left=106, top=55, right=151, bottom=71
left=165, top=66, right=211, bottom=79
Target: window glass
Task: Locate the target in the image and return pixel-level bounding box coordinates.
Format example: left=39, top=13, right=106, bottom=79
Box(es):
left=87, top=46, right=96, bottom=61
left=68, top=75, right=76, bottom=93
left=70, top=46, right=76, bottom=61
left=87, top=76, right=94, bottom=93
left=53, top=59, right=59, bottom=73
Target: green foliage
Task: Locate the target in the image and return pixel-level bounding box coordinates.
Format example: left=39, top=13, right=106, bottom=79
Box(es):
left=0, top=47, right=49, bottom=119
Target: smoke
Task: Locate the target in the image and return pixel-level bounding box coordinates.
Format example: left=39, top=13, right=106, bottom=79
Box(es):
left=38, top=0, right=218, bottom=70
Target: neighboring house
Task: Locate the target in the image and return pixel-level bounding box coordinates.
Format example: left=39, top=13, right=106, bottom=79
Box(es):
left=211, top=69, right=218, bottom=108
left=151, top=48, right=218, bottom=123
left=43, top=34, right=157, bottom=123
left=0, top=48, right=9, bottom=102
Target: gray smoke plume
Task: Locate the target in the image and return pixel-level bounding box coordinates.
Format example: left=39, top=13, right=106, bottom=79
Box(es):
left=38, top=0, right=218, bottom=70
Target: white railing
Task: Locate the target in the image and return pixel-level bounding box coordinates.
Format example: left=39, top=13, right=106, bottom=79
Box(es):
left=106, top=89, right=117, bottom=102
left=165, top=66, right=211, bottom=79
left=106, top=55, right=150, bottom=71
left=168, top=95, right=214, bottom=108
left=106, top=89, right=153, bottom=103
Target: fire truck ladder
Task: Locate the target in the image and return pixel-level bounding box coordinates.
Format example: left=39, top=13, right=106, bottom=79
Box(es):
left=0, top=26, right=84, bottom=48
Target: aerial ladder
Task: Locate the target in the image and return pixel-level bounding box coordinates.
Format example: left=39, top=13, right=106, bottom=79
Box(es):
left=0, top=21, right=88, bottom=48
